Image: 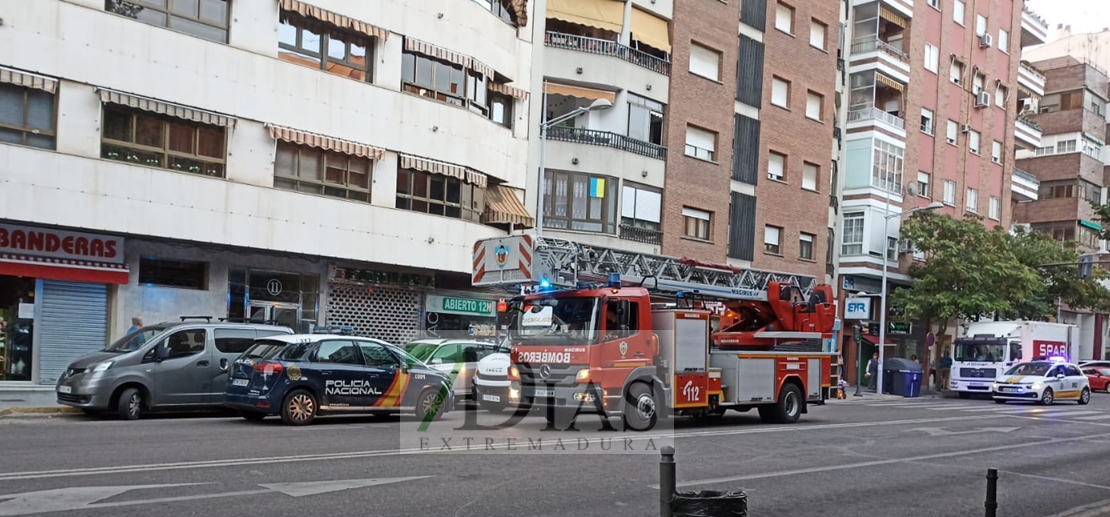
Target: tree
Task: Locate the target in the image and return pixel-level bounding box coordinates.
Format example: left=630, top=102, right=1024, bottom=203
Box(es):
left=1005, top=227, right=1110, bottom=318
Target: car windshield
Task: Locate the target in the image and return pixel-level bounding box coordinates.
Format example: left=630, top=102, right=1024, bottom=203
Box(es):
left=510, top=296, right=600, bottom=344
left=404, top=343, right=440, bottom=362
left=1004, top=363, right=1051, bottom=376
left=953, top=341, right=1007, bottom=362
left=389, top=345, right=427, bottom=369
left=102, top=325, right=168, bottom=353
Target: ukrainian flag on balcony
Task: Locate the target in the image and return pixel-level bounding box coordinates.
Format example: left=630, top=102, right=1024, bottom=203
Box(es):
left=589, top=177, right=605, bottom=198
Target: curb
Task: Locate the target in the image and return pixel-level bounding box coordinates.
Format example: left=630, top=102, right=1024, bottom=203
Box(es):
left=0, top=406, right=81, bottom=418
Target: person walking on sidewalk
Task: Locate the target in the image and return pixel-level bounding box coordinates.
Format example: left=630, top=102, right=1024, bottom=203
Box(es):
left=938, top=350, right=952, bottom=391
left=866, top=352, right=879, bottom=391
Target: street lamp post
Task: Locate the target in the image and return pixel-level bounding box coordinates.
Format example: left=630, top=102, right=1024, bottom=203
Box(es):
left=535, top=95, right=613, bottom=238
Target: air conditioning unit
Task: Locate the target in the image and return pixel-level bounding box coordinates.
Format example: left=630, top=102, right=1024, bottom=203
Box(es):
left=975, top=91, right=991, bottom=107
left=961, top=124, right=972, bottom=133
left=979, top=33, right=993, bottom=48
left=1021, top=98, right=1038, bottom=114
left=899, top=239, right=915, bottom=253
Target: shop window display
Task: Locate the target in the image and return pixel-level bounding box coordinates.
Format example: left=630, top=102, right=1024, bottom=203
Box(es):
left=0, top=276, right=35, bottom=381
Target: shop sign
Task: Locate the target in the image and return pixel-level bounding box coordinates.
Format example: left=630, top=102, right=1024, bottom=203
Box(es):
left=0, top=223, right=124, bottom=263
left=328, top=266, right=434, bottom=288
left=428, top=295, right=495, bottom=317
left=888, top=322, right=912, bottom=335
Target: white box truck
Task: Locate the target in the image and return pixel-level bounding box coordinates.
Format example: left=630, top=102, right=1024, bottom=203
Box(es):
left=947, top=320, right=1079, bottom=398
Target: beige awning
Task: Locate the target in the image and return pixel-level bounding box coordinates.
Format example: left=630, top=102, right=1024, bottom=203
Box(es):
left=630, top=7, right=671, bottom=53
left=509, top=0, right=529, bottom=27
left=489, top=82, right=529, bottom=99
left=97, top=88, right=236, bottom=127
left=400, top=154, right=488, bottom=188
left=483, top=185, right=535, bottom=228
left=0, top=66, right=57, bottom=94
left=278, top=0, right=389, bottom=40
left=875, top=72, right=904, bottom=92
left=879, top=6, right=907, bottom=29
left=547, top=0, right=625, bottom=33
left=404, top=38, right=495, bottom=78
left=543, top=82, right=616, bottom=103
left=265, top=124, right=384, bottom=160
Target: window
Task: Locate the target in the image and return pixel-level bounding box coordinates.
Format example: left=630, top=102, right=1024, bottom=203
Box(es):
left=968, top=130, right=980, bottom=154
left=975, top=14, right=987, bottom=36
left=946, top=120, right=958, bottom=145
left=872, top=140, right=904, bottom=194
left=105, top=0, right=229, bottom=43
left=950, top=60, right=964, bottom=84
left=101, top=106, right=226, bottom=177
left=953, top=0, right=965, bottom=25
left=799, top=232, right=815, bottom=260
left=999, top=29, right=1009, bottom=52
left=802, top=162, right=818, bottom=191
left=810, top=19, right=827, bottom=49
left=279, top=11, right=374, bottom=82
left=842, top=211, right=864, bottom=255
left=685, top=125, right=717, bottom=161
left=921, top=108, right=934, bottom=134
left=991, top=140, right=1002, bottom=163
left=924, top=44, right=939, bottom=73
left=359, top=341, right=401, bottom=367
left=966, top=188, right=978, bottom=213
left=0, top=83, right=55, bottom=149
left=689, top=43, right=721, bottom=81
left=139, top=257, right=208, bottom=289
left=806, top=91, right=823, bottom=121
left=163, top=329, right=207, bottom=360
left=973, top=72, right=985, bottom=95
left=764, top=225, right=782, bottom=254
left=683, top=207, right=712, bottom=240
left=397, top=167, right=482, bottom=221
left=1057, top=139, right=1077, bottom=153
left=621, top=182, right=663, bottom=232
left=768, top=151, right=786, bottom=181
left=628, top=94, right=665, bottom=146
left=927, top=0, right=938, bottom=7
left=989, top=196, right=1001, bottom=220
left=918, top=172, right=931, bottom=198
left=943, top=180, right=956, bottom=205
left=314, top=340, right=363, bottom=365
left=489, top=93, right=513, bottom=128
left=995, top=84, right=1008, bottom=107
left=542, top=170, right=618, bottom=233
left=772, top=76, right=790, bottom=108
left=402, top=48, right=490, bottom=115
left=471, top=0, right=519, bottom=26
left=775, top=3, right=794, bottom=33
left=214, top=329, right=257, bottom=354
left=274, top=141, right=373, bottom=203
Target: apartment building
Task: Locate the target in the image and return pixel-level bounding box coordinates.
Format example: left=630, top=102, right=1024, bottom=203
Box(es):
left=0, top=0, right=535, bottom=388
left=835, top=0, right=1049, bottom=382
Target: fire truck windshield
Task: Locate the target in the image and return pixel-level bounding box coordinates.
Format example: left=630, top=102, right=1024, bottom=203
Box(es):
left=510, top=296, right=600, bottom=344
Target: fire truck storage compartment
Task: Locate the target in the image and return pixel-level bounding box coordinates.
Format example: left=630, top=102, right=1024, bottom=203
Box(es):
left=712, top=354, right=776, bottom=404
left=652, top=310, right=710, bottom=391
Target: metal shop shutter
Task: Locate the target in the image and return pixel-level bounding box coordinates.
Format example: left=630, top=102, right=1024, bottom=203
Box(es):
left=325, top=284, right=421, bottom=345
left=38, top=280, right=108, bottom=385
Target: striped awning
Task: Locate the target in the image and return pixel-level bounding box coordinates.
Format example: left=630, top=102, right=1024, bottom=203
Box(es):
left=875, top=72, right=904, bottom=92
left=404, top=38, right=470, bottom=74
left=97, top=88, right=236, bottom=127
left=278, top=0, right=389, bottom=40
left=489, top=82, right=529, bottom=99
left=510, top=0, right=529, bottom=27
left=399, top=154, right=487, bottom=188
left=483, top=185, right=534, bottom=228
left=879, top=6, right=907, bottom=28
left=265, top=124, right=384, bottom=160
left=0, top=66, right=57, bottom=94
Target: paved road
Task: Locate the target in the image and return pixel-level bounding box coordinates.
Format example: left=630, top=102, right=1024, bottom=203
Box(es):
left=3, top=394, right=1110, bottom=517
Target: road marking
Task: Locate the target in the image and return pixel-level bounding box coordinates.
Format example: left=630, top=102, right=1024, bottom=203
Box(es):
left=1029, top=410, right=1103, bottom=418
left=651, top=430, right=1110, bottom=489
left=905, top=426, right=1019, bottom=437
left=1074, top=414, right=1110, bottom=421
left=0, top=414, right=1005, bottom=482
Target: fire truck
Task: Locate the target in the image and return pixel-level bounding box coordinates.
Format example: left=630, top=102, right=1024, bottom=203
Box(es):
left=472, top=235, right=839, bottom=430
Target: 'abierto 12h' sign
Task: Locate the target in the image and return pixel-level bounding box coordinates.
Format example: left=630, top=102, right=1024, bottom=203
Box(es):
left=844, top=297, right=871, bottom=320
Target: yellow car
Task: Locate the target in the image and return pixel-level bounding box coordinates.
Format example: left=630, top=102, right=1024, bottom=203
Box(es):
left=991, top=360, right=1091, bottom=405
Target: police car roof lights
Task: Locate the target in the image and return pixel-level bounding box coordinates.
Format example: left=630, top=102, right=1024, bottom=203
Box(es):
left=1047, top=355, right=1067, bottom=362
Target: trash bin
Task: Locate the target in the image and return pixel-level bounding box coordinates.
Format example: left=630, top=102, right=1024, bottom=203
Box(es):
left=671, top=490, right=748, bottom=517
left=882, top=358, right=925, bottom=397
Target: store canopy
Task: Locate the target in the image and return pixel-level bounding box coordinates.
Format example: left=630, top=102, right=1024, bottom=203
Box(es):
left=97, top=88, right=236, bottom=127
left=278, top=0, right=389, bottom=40
left=483, top=185, right=535, bottom=228
left=543, top=82, right=616, bottom=103
left=265, top=124, right=384, bottom=160
left=547, top=0, right=625, bottom=33
left=630, top=7, right=671, bottom=53
left=0, top=65, right=57, bottom=94
left=0, top=253, right=129, bottom=284
left=1081, top=219, right=1103, bottom=231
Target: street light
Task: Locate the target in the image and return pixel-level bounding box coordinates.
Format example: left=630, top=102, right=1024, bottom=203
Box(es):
left=876, top=198, right=944, bottom=395
left=535, top=96, right=613, bottom=238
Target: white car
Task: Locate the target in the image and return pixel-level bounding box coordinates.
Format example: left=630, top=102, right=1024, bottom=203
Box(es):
left=402, top=339, right=505, bottom=406
left=472, top=349, right=519, bottom=412
left=991, top=360, right=1091, bottom=405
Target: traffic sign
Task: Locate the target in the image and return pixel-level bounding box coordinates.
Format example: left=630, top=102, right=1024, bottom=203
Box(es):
left=925, top=332, right=935, bottom=347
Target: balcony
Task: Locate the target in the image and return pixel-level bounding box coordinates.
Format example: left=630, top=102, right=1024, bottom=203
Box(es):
left=547, top=126, right=667, bottom=160
left=1018, top=62, right=1046, bottom=97
left=850, top=0, right=913, bottom=19
left=1021, top=6, right=1048, bottom=47
left=619, top=224, right=663, bottom=245
left=848, top=106, right=906, bottom=132
left=1015, top=115, right=1043, bottom=150
left=545, top=32, right=671, bottom=76
left=1011, top=167, right=1039, bottom=202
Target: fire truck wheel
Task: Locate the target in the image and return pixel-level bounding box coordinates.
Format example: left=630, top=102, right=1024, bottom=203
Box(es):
left=622, top=382, right=657, bottom=432
left=772, top=384, right=802, bottom=424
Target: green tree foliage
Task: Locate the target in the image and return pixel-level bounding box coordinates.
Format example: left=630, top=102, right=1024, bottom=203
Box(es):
left=1006, top=227, right=1110, bottom=317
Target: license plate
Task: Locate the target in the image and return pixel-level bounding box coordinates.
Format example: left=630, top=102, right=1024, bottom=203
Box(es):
left=534, top=389, right=554, bottom=398
left=482, top=394, right=501, bottom=402
left=970, top=383, right=985, bottom=387
left=57, top=385, right=72, bottom=394
left=231, top=379, right=249, bottom=387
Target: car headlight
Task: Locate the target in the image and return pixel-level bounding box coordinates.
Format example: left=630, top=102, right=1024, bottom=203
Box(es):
left=91, top=361, right=114, bottom=373
left=1032, top=382, right=1044, bottom=390
left=991, top=383, right=1000, bottom=390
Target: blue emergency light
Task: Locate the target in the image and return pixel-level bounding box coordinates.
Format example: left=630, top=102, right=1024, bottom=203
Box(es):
left=607, top=273, right=621, bottom=288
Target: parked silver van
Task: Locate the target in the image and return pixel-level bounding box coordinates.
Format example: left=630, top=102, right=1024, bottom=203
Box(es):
left=56, top=318, right=292, bottom=419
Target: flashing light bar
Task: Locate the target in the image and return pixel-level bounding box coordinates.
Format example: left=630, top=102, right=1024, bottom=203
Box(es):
left=1047, top=355, right=1067, bottom=362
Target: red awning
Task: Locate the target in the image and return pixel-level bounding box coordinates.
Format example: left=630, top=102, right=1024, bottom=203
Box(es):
left=0, top=253, right=129, bottom=284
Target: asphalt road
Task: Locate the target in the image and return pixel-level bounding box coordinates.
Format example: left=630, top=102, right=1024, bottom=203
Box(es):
left=3, top=394, right=1110, bottom=517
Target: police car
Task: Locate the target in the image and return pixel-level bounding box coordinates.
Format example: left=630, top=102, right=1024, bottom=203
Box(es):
left=991, top=359, right=1092, bottom=405
left=224, top=334, right=454, bottom=425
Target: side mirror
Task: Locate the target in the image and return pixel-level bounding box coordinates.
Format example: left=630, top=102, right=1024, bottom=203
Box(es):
left=430, top=358, right=443, bottom=365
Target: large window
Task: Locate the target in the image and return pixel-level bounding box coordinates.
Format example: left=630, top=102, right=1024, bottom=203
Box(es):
left=105, top=0, right=230, bottom=44
left=621, top=183, right=662, bottom=231
left=397, top=168, right=482, bottom=222
left=138, top=257, right=208, bottom=290
left=402, top=50, right=488, bottom=116
left=842, top=211, right=864, bottom=255
left=278, top=11, right=374, bottom=82
left=628, top=94, right=665, bottom=145
left=542, top=170, right=618, bottom=234
left=872, top=140, right=904, bottom=194
left=101, top=106, right=226, bottom=177
left=275, top=141, right=372, bottom=203
left=0, top=83, right=55, bottom=150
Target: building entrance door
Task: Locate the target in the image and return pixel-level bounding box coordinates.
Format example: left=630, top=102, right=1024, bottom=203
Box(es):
left=248, top=301, right=300, bottom=330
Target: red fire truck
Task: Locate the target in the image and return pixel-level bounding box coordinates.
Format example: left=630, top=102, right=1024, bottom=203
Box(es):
left=472, top=235, right=839, bottom=430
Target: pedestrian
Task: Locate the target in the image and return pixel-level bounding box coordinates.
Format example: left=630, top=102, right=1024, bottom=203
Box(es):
left=866, top=352, right=879, bottom=391
left=938, top=349, right=952, bottom=391
left=127, top=315, right=143, bottom=335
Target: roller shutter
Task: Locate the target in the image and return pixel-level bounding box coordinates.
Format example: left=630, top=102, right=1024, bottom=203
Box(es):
left=38, top=280, right=108, bottom=385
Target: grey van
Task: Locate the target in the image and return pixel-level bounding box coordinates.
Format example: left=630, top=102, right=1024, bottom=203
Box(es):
left=56, top=318, right=292, bottom=419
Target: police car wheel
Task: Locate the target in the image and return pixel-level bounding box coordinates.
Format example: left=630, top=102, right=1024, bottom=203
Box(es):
left=281, top=389, right=317, bottom=425
left=1039, top=388, right=1054, bottom=405
left=416, top=389, right=446, bottom=421
left=1079, top=388, right=1091, bottom=405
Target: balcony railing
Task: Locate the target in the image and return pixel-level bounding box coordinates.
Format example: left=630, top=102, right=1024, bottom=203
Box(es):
left=849, top=37, right=909, bottom=63
left=545, top=31, right=671, bottom=76
left=619, top=224, right=663, bottom=245
left=1016, top=114, right=1042, bottom=132
left=1019, top=61, right=1046, bottom=83
left=848, top=106, right=906, bottom=130
left=546, top=126, right=668, bottom=160
left=1013, top=167, right=1039, bottom=185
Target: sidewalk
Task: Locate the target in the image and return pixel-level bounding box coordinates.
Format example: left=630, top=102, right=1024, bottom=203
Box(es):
left=0, top=386, right=78, bottom=417
left=827, top=383, right=950, bottom=402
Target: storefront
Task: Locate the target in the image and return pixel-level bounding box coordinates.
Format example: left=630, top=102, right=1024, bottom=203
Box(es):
left=0, top=222, right=128, bottom=385
left=423, top=290, right=500, bottom=340
left=324, top=265, right=432, bottom=345
left=227, top=269, right=320, bottom=332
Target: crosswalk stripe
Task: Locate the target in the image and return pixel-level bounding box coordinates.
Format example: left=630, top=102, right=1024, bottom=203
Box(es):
left=1073, top=414, right=1110, bottom=421
left=1025, top=410, right=1102, bottom=418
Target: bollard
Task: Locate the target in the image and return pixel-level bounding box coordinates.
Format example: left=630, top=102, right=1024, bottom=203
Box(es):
left=660, top=445, right=676, bottom=517
left=985, top=468, right=998, bottom=517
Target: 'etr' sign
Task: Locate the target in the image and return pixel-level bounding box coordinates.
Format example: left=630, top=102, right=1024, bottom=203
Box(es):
left=844, top=297, right=871, bottom=320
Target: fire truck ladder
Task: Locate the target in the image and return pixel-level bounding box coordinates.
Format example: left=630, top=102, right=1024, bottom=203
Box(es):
left=531, top=237, right=818, bottom=302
